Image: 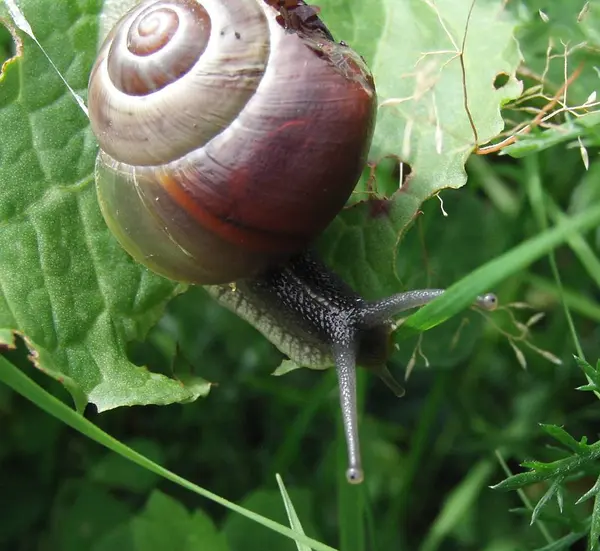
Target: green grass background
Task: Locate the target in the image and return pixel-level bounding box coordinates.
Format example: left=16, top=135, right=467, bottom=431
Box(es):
left=2, top=0, right=600, bottom=550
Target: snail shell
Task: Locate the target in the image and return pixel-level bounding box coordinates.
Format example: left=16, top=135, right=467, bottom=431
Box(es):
left=88, top=0, right=376, bottom=285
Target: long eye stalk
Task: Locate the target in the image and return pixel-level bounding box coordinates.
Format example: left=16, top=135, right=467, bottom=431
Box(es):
left=333, top=342, right=364, bottom=484
left=360, top=289, right=498, bottom=328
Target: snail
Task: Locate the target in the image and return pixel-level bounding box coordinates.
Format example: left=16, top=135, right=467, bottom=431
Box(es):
left=88, top=0, right=497, bottom=484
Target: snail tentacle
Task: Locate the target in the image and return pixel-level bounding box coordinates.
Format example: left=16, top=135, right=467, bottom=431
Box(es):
left=332, top=341, right=363, bottom=484
left=359, top=289, right=499, bottom=328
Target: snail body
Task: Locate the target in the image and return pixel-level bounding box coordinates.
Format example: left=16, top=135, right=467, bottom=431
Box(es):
left=88, top=0, right=497, bottom=483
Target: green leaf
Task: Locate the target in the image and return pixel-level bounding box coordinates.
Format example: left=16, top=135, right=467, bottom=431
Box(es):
left=540, top=424, right=588, bottom=454
left=556, top=485, right=564, bottom=514
left=371, top=0, right=522, bottom=156
left=492, top=469, right=556, bottom=492
left=493, top=427, right=600, bottom=501
left=319, top=0, right=384, bottom=65
left=575, top=356, right=600, bottom=394
left=272, top=360, right=307, bottom=377
left=47, top=480, right=133, bottom=551
left=319, top=0, right=522, bottom=295
left=592, top=492, right=600, bottom=551
left=531, top=478, right=563, bottom=526
left=0, top=328, right=15, bottom=347
left=131, top=490, right=230, bottom=551
left=95, top=490, right=232, bottom=551
left=577, top=475, right=600, bottom=505
left=521, top=460, right=557, bottom=472
left=93, top=524, right=136, bottom=551
left=0, top=1, right=210, bottom=411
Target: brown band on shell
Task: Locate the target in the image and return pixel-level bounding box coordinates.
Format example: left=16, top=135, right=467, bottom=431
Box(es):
left=157, top=170, right=309, bottom=253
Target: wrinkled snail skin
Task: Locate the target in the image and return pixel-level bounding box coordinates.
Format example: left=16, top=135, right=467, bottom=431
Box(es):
left=89, top=0, right=498, bottom=484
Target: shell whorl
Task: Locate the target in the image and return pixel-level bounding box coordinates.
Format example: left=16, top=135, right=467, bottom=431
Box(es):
left=89, top=0, right=270, bottom=166
left=107, top=0, right=211, bottom=95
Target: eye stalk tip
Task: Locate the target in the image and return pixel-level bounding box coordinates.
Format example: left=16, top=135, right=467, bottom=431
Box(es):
left=476, top=293, right=498, bottom=311
left=346, top=466, right=364, bottom=484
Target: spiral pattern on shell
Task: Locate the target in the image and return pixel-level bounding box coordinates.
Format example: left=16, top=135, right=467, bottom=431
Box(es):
left=108, top=0, right=211, bottom=95
left=88, top=0, right=377, bottom=285
left=90, top=0, right=270, bottom=166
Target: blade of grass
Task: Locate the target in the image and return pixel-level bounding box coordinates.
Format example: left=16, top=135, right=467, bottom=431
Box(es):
left=337, top=370, right=366, bottom=551
left=524, top=154, right=585, bottom=360
left=0, top=356, right=338, bottom=551
left=276, top=473, right=311, bottom=551
left=468, top=155, right=521, bottom=218
left=527, top=274, right=600, bottom=323
left=397, top=202, right=600, bottom=338
left=546, top=201, right=600, bottom=291
left=382, top=372, right=447, bottom=536
left=363, top=485, right=379, bottom=551
left=336, top=455, right=365, bottom=551
left=419, top=460, right=494, bottom=551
